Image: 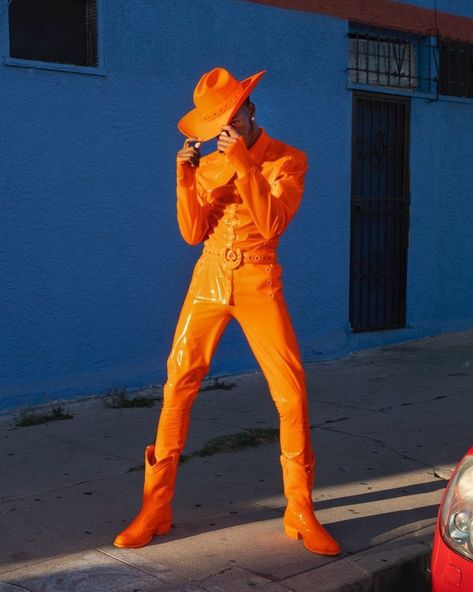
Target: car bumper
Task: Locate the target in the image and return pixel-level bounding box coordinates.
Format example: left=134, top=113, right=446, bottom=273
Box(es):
left=431, top=521, right=473, bottom=591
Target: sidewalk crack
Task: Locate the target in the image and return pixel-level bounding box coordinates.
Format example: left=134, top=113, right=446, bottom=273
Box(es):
left=316, top=425, right=431, bottom=469
left=95, top=547, right=176, bottom=585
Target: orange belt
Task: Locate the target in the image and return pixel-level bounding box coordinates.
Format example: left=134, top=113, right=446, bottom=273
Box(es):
left=202, top=246, right=277, bottom=269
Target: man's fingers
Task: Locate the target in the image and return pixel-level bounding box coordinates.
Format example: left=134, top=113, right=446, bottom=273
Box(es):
left=182, top=147, right=201, bottom=156
left=220, top=125, right=239, bottom=138
left=183, top=137, right=197, bottom=148
left=178, top=142, right=202, bottom=166
left=183, top=137, right=201, bottom=148
left=217, top=138, right=235, bottom=149
left=177, top=150, right=199, bottom=160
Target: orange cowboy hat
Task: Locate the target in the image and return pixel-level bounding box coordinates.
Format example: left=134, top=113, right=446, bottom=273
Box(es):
left=177, top=66, right=266, bottom=142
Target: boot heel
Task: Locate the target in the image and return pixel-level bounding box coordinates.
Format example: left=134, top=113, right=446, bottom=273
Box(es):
left=284, top=523, right=302, bottom=540
left=154, top=521, right=172, bottom=536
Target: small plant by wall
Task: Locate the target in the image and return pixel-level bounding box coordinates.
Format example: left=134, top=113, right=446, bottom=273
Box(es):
left=199, top=377, right=236, bottom=392
left=103, top=387, right=160, bottom=408
left=14, top=404, right=73, bottom=428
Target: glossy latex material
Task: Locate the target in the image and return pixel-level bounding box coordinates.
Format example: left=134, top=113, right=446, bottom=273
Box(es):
left=113, top=445, right=178, bottom=548
left=155, top=263, right=313, bottom=464
left=280, top=451, right=341, bottom=556
left=118, top=127, right=327, bottom=550
left=176, top=126, right=309, bottom=258
left=156, top=127, right=313, bottom=466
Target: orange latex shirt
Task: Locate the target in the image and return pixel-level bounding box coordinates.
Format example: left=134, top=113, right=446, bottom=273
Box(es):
left=175, top=127, right=309, bottom=304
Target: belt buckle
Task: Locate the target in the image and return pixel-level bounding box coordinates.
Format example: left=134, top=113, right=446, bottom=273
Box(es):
left=223, top=247, right=242, bottom=269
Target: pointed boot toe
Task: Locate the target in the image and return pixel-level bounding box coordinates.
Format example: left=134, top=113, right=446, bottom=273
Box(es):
left=113, top=503, right=172, bottom=548
left=280, top=453, right=341, bottom=557
left=283, top=503, right=341, bottom=556
left=304, top=536, right=341, bottom=556
left=300, top=522, right=341, bottom=556
left=113, top=529, right=153, bottom=549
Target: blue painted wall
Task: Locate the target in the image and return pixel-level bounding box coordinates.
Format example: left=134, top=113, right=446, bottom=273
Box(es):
left=1, top=0, right=472, bottom=411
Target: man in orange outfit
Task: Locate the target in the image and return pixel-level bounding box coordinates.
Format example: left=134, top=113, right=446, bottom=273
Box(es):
left=113, top=66, right=341, bottom=556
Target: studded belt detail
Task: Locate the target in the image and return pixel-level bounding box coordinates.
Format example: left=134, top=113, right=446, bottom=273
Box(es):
left=202, top=246, right=277, bottom=269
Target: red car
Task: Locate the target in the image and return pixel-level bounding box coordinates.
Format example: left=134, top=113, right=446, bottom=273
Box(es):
left=431, top=446, right=473, bottom=591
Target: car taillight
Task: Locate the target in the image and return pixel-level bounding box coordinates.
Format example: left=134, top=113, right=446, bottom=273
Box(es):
left=440, top=454, right=473, bottom=562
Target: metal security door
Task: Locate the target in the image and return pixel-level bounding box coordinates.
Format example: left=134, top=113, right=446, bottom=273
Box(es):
left=349, top=92, right=410, bottom=332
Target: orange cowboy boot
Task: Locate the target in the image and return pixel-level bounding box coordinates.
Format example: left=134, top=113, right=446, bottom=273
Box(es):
left=113, top=445, right=179, bottom=548
left=280, top=451, right=341, bottom=556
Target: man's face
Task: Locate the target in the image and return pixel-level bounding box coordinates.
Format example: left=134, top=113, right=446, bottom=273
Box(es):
left=227, top=103, right=252, bottom=147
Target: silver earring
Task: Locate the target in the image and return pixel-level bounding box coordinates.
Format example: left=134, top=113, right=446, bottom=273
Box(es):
left=251, top=116, right=255, bottom=121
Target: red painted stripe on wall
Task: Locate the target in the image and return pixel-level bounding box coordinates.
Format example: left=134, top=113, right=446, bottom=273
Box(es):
left=242, top=0, right=473, bottom=43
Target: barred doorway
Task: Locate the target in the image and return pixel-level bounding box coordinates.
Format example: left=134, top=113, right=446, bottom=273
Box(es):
left=349, top=92, right=410, bottom=332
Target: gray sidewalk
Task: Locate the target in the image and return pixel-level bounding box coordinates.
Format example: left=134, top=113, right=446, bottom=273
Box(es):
left=1, top=328, right=473, bottom=592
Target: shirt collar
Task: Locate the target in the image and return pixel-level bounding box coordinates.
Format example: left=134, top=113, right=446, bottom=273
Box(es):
left=247, top=127, right=271, bottom=165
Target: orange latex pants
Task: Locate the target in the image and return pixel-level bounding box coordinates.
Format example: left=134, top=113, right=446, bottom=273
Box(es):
left=154, top=253, right=313, bottom=466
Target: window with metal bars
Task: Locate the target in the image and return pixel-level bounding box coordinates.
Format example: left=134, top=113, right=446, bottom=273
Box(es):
left=348, top=22, right=434, bottom=94
left=8, top=0, right=98, bottom=68
left=438, top=38, right=473, bottom=99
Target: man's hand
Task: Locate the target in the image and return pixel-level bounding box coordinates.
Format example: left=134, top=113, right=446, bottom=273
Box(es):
left=217, top=125, right=240, bottom=155
left=177, top=137, right=202, bottom=168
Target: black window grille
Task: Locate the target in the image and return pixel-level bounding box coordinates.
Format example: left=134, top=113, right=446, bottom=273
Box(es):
left=438, top=38, right=473, bottom=99
left=8, top=0, right=98, bottom=67
left=348, top=22, right=434, bottom=94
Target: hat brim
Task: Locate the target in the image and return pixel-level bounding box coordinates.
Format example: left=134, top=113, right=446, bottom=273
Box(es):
left=177, top=69, right=266, bottom=142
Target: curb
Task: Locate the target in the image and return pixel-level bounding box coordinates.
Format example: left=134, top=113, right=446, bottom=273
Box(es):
left=279, top=523, right=435, bottom=592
